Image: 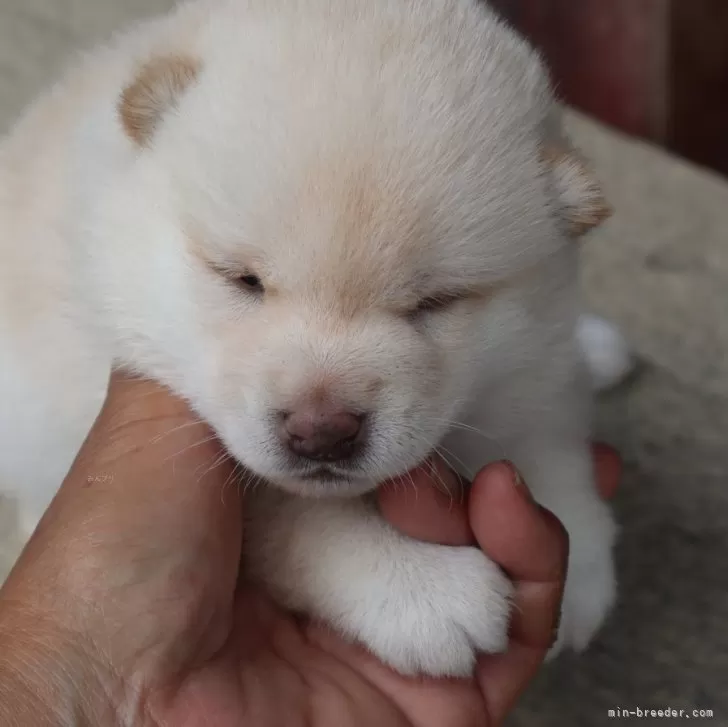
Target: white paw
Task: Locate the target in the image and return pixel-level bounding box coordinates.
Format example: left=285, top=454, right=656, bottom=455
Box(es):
left=353, top=545, right=513, bottom=677
left=548, top=545, right=617, bottom=660
left=576, top=314, right=634, bottom=391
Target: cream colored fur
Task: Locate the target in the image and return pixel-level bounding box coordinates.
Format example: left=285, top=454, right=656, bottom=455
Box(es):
left=0, top=0, right=628, bottom=676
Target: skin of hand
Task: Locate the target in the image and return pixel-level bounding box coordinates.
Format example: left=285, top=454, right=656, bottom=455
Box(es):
left=0, top=372, right=620, bottom=727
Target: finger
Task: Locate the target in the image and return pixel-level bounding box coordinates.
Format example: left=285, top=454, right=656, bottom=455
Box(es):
left=476, top=569, right=563, bottom=723
left=592, top=442, right=622, bottom=500
left=476, top=643, right=544, bottom=725
left=377, top=457, right=474, bottom=546
left=467, top=463, right=568, bottom=724
left=469, top=462, right=568, bottom=585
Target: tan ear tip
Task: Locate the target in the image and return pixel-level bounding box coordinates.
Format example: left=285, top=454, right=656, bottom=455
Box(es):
left=119, top=82, right=150, bottom=146
left=542, top=142, right=613, bottom=237
left=568, top=195, right=613, bottom=237
left=120, top=55, right=200, bottom=147
left=596, top=198, right=614, bottom=224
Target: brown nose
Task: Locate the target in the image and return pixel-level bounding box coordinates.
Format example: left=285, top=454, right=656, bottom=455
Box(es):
left=279, top=406, right=365, bottom=462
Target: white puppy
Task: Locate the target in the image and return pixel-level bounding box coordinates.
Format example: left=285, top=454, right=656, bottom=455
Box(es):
left=0, top=0, right=630, bottom=677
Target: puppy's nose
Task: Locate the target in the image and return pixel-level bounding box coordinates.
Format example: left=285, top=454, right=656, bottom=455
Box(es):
left=279, top=406, right=365, bottom=461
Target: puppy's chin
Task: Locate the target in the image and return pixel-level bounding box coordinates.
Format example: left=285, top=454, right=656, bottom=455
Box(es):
left=274, top=470, right=378, bottom=498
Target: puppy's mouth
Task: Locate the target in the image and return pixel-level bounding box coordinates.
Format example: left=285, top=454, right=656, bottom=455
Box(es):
left=299, top=467, right=350, bottom=483
left=276, top=463, right=377, bottom=498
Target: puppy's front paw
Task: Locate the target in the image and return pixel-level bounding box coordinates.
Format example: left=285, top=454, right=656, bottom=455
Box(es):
left=354, top=545, right=513, bottom=677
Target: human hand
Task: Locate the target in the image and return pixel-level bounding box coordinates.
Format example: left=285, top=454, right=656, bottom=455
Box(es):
left=0, top=373, right=619, bottom=726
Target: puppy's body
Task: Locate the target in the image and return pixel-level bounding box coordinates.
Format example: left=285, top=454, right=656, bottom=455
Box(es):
left=0, top=0, right=621, bottom=676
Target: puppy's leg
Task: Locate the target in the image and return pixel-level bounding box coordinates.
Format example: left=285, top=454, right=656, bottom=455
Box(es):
left=243, top=490, right=513, bottom=677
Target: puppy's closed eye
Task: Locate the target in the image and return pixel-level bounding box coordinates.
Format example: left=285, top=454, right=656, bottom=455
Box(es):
left=237, top=273, right=265, bottom=294
left=410, top=292, right=465, bottom=317
left=407, top=285, right=497, bottom=322
left=407, top=290, right=488, bottom=322
left=208, top=260, right=266, bottom=293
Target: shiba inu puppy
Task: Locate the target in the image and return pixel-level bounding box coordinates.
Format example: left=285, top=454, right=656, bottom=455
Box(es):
left=0, top=0, right=631, bottom=676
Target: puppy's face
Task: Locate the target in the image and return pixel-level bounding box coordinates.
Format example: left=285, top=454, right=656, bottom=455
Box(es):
left=106, top=36, right=607, bottom=497
left=183, top=157, right=512, bottom=497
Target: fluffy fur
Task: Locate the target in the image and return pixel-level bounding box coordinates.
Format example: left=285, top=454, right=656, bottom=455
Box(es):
left=0, top=0, right=628, bottom=676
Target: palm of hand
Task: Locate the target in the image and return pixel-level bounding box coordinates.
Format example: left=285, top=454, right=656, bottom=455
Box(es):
left=58, top=456, right=486, bottom=726
left=146, top=585, right=486, bottom=727
left=54, top=442, right=564, bottom=727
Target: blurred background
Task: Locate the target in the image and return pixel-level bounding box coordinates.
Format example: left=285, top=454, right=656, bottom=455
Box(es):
left=0, top=2, right=726, bottom=726
left=490, top=0, right=728, bottom=178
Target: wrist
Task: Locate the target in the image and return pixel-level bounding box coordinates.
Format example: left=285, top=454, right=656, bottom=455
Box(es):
left=0, top=604, right=120, bottom=726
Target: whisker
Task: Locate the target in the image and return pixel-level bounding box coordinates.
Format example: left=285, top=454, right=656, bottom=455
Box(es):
left=401, top=432, right=467, bottom=508
left=162, top=434, right=220, bottom=467
left=195, top=449, right=234, bottom=483
left=396, top=432, right=456, bottom=508
left=432, top=443, right=472, bottom=480
left=423, top=417, right=510, bottom=462
left=219, top=461, right=245, bottom=504
left=149, top=419, right=210, bottom=445
left=242, top=471, right=263, bottom=498
left=404, top=467, right=419, bottom=502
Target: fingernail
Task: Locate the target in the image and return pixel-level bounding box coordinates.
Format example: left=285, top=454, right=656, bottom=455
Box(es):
left=503, top=461, right=533, bottom=501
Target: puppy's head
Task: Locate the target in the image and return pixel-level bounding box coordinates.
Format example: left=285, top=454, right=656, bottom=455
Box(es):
left=106, top=3, right=608, bottom=496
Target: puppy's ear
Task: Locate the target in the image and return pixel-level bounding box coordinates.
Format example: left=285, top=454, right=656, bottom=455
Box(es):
left=543, top=143, right=612, bottom=237
left=120, top=55, right=200, bottom=147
